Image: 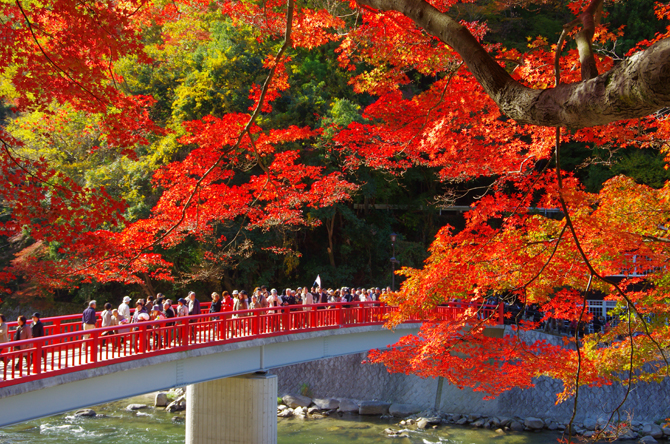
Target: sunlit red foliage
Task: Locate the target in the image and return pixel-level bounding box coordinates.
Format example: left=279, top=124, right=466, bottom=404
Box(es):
left=2, top=0, right=670, bottom=425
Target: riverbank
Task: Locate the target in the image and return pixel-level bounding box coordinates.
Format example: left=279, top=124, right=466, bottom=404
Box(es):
left=0, top=392, right=564, bottom=444
left=269, top=327, right=670, bottom=424
left=275, top=392, right=667, bottom=442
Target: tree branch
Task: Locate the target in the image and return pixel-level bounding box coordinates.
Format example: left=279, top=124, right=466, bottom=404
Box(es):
left=573, top=0, right=603, bottom=80
left=355, top=0, right=670, bottom=128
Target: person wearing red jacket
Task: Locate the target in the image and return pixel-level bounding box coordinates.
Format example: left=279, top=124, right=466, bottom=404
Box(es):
left=221, top=291, right=234, bottom=312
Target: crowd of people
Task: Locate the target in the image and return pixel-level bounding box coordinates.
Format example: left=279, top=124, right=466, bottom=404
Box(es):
left=91, top=285, right=392, bottom=327
left=0, top=286, right=622, bottom=372
left=0, top=312, right=45, bottom=369
left=0, top=285, right=392, bottom=368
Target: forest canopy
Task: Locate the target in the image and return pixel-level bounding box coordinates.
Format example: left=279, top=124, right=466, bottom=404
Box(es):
left=2, top=0, right=670, bottom=426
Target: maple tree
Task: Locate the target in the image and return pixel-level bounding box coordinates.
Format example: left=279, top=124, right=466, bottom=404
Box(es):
left=2, top=0, right=670, bottom=434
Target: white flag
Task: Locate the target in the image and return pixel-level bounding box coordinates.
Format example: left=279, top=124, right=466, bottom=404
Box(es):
left=314, top=274, right=321, bottom=289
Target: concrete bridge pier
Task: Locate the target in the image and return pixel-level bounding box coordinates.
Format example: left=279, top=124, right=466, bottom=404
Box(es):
left=185, top=372, right=278, bottom=444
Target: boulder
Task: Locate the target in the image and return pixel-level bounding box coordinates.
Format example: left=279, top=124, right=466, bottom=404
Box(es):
left=358, top=401, right=391, bottom=415
left=282, top=394, right=312, bottom=409
left=337, top=398, right=359, bottom=413
left=524, top=417, right=545, bottom=430
left=663, top=427, right=670, bottom=437
left=313, top=398, right=340, bottom=410
left=384, top=428, right=409, bottom=438
left=639, top=436, right=658, bottom=444
left=472, top=419, right=487, bottom=428
left=642, top=423, right=664, bottom=439
left=498, top=417, right=512, bottom=427
left=417, top=418, right=430, bottom=429
left=619, top=431, right=637, bottom=440
left=583, top=417, right=597, bottom=431
left=154, top=392, right=169, bottom=408
left=278, top=408, right=293, bottom=418
left=389, top=403, right=422, bottom=417
left=510, top=421, right=525, bottom=432
left=74, top=409, right=96, bottom=417
left=126, top=404, right=148, bottom=411
left=596, top=415, right=611, bottom=429
left=307, top=407, right=319, bottom=415
left=169, top=387, right=185, bottom=397
left=277, top=405, right=288, bottom=411
left=165, top=396, right=186, bottom=413
left=455, top=417, right=468, bottom=425
left=294, top=406, right=305, bottom=415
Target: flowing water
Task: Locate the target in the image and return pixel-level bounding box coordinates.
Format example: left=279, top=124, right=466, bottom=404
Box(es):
left=0, top=394, right=564, bottom=444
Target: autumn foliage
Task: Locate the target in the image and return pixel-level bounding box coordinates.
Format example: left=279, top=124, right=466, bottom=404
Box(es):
left=2, top=0, right=670, bottom=427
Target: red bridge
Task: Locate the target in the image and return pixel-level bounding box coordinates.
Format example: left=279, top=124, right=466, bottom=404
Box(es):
left=0, top=301, right=503, bottom=439
left=1, top=301, right=503, bottom=387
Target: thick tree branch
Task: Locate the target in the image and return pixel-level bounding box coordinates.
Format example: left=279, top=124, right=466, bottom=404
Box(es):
left=573, top=0, right=603, bottom=80
left=356, top=0, right=670, bottom=128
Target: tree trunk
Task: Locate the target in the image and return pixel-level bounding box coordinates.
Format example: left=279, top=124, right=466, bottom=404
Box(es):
left=139, top=273, right=156, bottom=299
left=326, top=210, right=337, bottom=268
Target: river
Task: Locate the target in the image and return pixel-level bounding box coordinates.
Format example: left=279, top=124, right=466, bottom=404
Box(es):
left=0, top=394, right=564, bottom=444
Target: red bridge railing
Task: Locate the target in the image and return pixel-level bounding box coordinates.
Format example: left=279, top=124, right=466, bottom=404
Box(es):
left=0, top=301, right=503, bottom=388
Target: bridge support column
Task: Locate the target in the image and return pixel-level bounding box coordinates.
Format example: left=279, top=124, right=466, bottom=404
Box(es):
left=185, top=372, right=277, bottom=444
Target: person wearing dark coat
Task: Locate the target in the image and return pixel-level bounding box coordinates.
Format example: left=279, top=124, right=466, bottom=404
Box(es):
left=31, top=312, right=44, bottom=338
left=188, top=292, right=201, bottom=315
left=209, top=293, right=222, bottom=313
left=13, top=315, right=32, bottom=369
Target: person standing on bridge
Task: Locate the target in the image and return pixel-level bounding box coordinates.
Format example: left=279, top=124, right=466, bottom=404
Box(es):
left=222, top=291, right=234, bottom=312
left=118, top=296, right=131, bottom=322
left=82, top=301, right=97, bottom=357
left=101, top=303, right=113, bottom=329
left=163, top=300, right=176, bottom=346
left=31, top=313, right=44, bottom=339
left=83, top=301, right=97, bottom=330
left=209, top=292, right=222, bottom=339
left=176, top=298, right=188, bottom=317
left=155, top=293, right=165, bottom=310
left=13, top=315, right=32, bottom=369
left=0, top=314, right=8, bottom=366
left=188, top=292, right=201, bottom=315
left=209, top=293, right=222, bottom=313
left=188, top=292, right=201, bottom=342
left=231, top=290, right=240, bottom=316
left=131, top=299, right=147, bottom=323
left=267, top=289, right=278, bottom=313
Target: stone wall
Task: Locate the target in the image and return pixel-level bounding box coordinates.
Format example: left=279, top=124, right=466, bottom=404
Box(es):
left=269, top=327, right=670, bottom=422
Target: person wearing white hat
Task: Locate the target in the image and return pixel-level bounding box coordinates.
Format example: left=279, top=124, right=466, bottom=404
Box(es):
left=117, top=296, right=132, bottom=336
left=118, top=296, right=131, bottom=322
